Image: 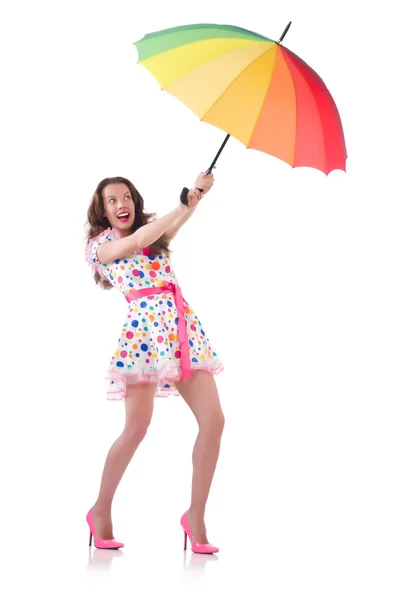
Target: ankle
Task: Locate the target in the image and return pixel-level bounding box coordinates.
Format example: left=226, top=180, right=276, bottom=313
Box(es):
left=92, top=502, right=112, bottom=516
left=188, top=507, right=205, bottom=520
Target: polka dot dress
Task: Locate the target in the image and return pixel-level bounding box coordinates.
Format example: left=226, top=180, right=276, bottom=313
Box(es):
left=85, top=226, right=224, bottom=401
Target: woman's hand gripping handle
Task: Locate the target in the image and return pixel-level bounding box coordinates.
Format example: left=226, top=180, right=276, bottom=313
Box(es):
left=180, top=170, right=215, bottom=206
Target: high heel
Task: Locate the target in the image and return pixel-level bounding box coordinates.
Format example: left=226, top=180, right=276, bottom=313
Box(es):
left=86, top=508, right=124, bottom=549
left=180, top=511, right=219, bottom=554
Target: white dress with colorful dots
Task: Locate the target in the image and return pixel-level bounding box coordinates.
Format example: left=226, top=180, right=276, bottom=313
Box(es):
left=85, top=226, right=224, bottom=400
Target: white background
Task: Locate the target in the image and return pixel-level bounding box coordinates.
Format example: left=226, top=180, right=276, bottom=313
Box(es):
left=1, top=0, right=396, bottom=598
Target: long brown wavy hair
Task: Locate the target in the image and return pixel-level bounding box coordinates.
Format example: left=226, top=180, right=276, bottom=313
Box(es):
left=85, top=176, right=171, bottom=290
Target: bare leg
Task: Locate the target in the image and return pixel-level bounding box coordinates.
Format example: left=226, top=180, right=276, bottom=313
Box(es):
left=175, top=370, right=225, bottom=544
left=90, top=382, right=157, bottom=539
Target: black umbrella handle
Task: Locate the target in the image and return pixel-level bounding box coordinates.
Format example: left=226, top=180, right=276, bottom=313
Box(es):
left=180, top=133, right=230, bottom=205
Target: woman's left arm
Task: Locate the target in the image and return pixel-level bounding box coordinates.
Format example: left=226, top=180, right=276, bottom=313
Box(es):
left=163, top=201, right=200, bottom=242
left=163, top=172, right=214, bottom=242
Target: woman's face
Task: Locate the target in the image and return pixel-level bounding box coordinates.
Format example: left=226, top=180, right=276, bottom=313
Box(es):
left=102, top=183, right=135, bottom=237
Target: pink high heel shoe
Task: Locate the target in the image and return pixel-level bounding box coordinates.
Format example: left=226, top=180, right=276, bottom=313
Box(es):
left=180, top=511, right=219, bottom=554
left=86, top=509, right=124, bottom=549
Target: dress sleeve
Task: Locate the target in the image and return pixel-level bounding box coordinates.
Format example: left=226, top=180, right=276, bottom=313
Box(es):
left=85, top=227, right=120, bottom=281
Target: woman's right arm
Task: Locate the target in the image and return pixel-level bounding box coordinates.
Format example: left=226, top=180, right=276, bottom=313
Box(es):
left=96, top=204, right=188, bottom=264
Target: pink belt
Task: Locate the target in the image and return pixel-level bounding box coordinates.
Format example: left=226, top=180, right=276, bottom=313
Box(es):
left=125, top=281, right=192, bottom=380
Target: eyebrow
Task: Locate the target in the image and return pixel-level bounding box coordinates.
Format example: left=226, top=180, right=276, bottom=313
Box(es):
left=106, top=192, right=131, bottom=199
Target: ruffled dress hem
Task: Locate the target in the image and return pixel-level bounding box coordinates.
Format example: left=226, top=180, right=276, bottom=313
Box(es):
left=105, top=360, right=224, bottom=401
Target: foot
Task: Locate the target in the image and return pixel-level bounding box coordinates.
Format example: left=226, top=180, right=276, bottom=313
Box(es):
left=186, top=509, right=209, bottom=544
left=91, top=505, right=114, bottom=540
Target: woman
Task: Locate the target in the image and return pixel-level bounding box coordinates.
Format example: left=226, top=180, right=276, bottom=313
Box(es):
left=84, top=172, right=225, bottom=553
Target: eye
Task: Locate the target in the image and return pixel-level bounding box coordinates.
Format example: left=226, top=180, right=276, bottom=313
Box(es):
left=108, top=195, right=130, bottom=203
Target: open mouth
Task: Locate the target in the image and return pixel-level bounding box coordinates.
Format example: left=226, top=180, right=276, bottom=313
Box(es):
left=117, top=212, right=130, bottom=222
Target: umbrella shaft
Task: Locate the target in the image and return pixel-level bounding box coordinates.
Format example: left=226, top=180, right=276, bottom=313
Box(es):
left=180, top=133, right=230, bottom=205
left=207, top=133, right=230, bottom=173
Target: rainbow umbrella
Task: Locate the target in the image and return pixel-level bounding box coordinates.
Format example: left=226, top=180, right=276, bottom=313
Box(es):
left=132, top=22, right=346, bottom=200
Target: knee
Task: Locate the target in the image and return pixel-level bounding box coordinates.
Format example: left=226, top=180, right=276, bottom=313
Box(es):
left=123, top=422, right=150, bottom=445
left=201, top=411, right=225, bottom=436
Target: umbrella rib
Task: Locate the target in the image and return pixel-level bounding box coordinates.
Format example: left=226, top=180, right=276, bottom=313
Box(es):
left=199, top=43, right=276, bottom=122
left=245, top=54, right=278, bottom=149
left=136, top=25, right=271, bottom=60
left=285, top=51, right=299, bottom=169
left=156, top=39, right=264, bottom=91
left=287, top=50, right=328, bottom=172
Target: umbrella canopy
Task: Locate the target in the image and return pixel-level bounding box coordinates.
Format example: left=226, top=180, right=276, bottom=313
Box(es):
left=133, top=23, right=347, bottom=175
